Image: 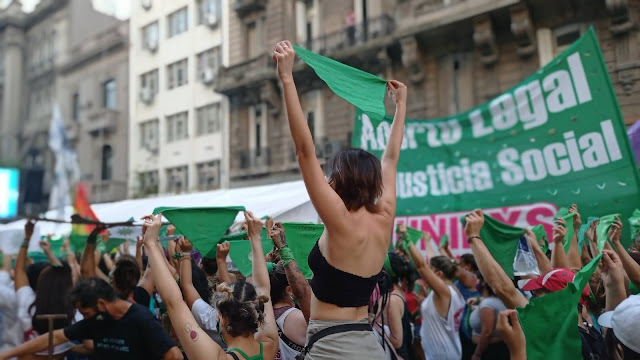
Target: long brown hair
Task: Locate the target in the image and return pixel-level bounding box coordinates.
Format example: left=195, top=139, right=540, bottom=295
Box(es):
left=30, top=263, right=74, bottom=334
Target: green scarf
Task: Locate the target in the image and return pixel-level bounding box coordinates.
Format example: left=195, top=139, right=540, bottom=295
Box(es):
left=281, top=223, right=325, bottom=279
left=577, top=217, right=598, bottom=255
left=517, top=254, right=602, bottom=360
left=628, top=209, right=640, bottom=240
left=554, top=208, right=577, bottom=254
left=227, top=239, right=273, bottom=277
left=294, top=45, right=387, bottom=120
left=530, top=225, right=549, bottom=254
left=595, top=214, right=619, bottom=251
left=462, top=214, right=524, bottom=279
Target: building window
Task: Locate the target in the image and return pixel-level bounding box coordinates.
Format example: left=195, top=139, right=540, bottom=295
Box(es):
left=246, top=21, right=259, bottom=58
left=197, top=0, right=221, bottom=26
left=168, top=7, right=189, bottom=38
left=101, top=145, right=113, bottom=181
left=196, top=47, right=221, bottom=83
left=196, top=103, right=221, bottom=136
left=250, top=104, right=266, bottom=157
left=72, top=93, right=80, bottom=121
left=140, top=119, right=159, bottom=150
left=140, top=69, right=159, bottom=94
left=167, top=59, right=188, bottom=89
left=553, top=24, right=586, bottom=54
left=142, top=21, right=159, bottom=51
left=167, top=111, right=189, bottom=142
left=197, top=161, right=221, bottom=190
left=138, top=170, right=159, bottom=195
left=166, top=165, right=188, bottom=194
left=103, top=79, right=116, bottom=109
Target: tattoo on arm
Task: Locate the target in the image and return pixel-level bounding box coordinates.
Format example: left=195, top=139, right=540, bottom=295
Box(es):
left=185, top=322, right=199, bottom=342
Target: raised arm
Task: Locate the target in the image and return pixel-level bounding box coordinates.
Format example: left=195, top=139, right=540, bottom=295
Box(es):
left=142, top=213, right=224, bottom=360
left=406, top=243, right=450, bottom=301
left=423, top=231, right=438, bottom=261
left=136, top=236, right=144, bottom=273
left=550, top=218, right=570, bottom=270
left=42, top=235, right=63, bottom=267
left=599, top=249, right=627, bottom=311
left=14, top=220, right=35, bottom=291
left=610, top=217, right=640, bottom=290
left=274, top=41, right=348, bottom=230
left=216, top=243, right=233, bottom=285
left=567, top=205, right=583, bottom=270
left=525, top=228, right=551, bottom=274
left=80, top=224, right=106, bottom=278
left=270, top=222, right=311, bottom=322
left=465, top=210, right=528, bottom=309
left=178, top=237, right=203, bottom=308
left=377, top=81, right=406, bottom=219
left=245, top=211, right=278, bottom=359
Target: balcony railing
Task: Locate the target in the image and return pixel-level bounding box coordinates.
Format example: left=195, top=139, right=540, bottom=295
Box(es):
left=235, top=147, right=271, bottom=172
left=415, top=0, right=467, bottom=13
left=215, top=54, right=273, bottom=93
left=308, top=15, right=395, bottom=56
left=86, top=108, right=119, bottom=135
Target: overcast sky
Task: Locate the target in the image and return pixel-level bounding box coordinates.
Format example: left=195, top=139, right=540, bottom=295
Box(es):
left=0, top=0, right=130, bottom=19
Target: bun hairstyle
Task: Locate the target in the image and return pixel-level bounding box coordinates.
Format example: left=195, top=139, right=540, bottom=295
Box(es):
left=112, top=256, right=141, bottom=297
left=213, top=280, right=270, bottom=337
left=430, top=256, right=458, bottom=280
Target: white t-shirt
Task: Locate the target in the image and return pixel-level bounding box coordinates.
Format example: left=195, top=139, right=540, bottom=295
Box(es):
left=420, top=285, right=465, bottom=360
left=0, top=271, right=20, bottom=354
left=191, top=298, right=225, bottom=348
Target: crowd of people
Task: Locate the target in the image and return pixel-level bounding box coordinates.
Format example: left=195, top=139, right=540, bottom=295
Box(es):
left=0, top=41, right=638, bottom=360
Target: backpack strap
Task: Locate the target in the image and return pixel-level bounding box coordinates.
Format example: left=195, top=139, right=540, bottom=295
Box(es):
left=276, top=320, right=305, bottom=353
left=227, top=352, right=240, bottom=360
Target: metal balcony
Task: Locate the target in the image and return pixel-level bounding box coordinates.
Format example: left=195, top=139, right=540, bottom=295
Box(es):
left=86, top=108, right=119, bottom=135
left=233, top=0, right=266, bottom=17
left=308, top=15, right=395, bottom=57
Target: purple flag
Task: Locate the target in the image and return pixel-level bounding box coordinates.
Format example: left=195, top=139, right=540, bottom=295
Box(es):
left=628, top=120, right=640, bottom=164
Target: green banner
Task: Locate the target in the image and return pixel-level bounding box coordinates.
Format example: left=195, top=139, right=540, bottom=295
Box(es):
left=352, top=28, right=639, bottom=246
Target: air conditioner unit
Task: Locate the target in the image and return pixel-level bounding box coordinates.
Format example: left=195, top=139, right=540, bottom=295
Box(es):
left=324, top=141, right=343, bottom=158
left=141, top=0, right=152, bottom=10
left=314, top=143, right=325, bottom=159
left=145, top=38, right=158, bottom=52
left=206, top=12, right=219, bottom=28
left=140, top=87, right=154, bottom=104
left=201, top=67, right=215, bottom=85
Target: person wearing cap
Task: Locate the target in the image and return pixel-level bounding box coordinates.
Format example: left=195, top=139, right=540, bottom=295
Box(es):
left=464, top=209, right=608, bottom=360
left=598, top=295, right=640, bottom=359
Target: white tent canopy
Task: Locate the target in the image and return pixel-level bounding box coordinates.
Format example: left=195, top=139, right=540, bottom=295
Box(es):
left=0, top=180, right=316, bottom=253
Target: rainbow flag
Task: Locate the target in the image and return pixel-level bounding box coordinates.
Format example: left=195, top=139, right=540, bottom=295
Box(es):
left=69, top=185, right=101, bottom=251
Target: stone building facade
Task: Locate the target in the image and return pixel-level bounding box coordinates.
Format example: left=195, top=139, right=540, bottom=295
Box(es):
left=216, top=0, right=640, bottom=187
left=0, top=0, right=129, bottom=210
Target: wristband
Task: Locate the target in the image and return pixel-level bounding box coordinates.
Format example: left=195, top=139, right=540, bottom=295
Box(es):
left=467, top=235, right=482, bottom=244
left=172, top=253, right=182, bottom=259
left=278, top=246, right=295, bottom=266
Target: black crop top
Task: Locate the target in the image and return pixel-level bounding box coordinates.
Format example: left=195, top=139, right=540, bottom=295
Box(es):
left=308, top=241, right=380, bottom=307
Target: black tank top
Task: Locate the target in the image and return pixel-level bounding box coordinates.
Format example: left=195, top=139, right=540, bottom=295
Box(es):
left=308, top=241, right=380, bottom=307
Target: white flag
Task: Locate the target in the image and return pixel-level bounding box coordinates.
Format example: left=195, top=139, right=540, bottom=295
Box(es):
left=48, top=102, right=80, bottom=219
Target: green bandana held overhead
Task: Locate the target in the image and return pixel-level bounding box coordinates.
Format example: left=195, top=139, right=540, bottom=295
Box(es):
left=595, top=214, right=619, bottom=251
left=203, top=231, right=247, bottom=259
left=554, top=208, right=577, bottom=254
left=227, top=239, right=273, bottom=277
left=153, top=206, right=245, bottom=257
left=281, top=223, right=325, bottom=279
left=293, top=45, right=388, bottom=121
left=530, top=225, right=549, bottom=254
left=517, top=254, right=602, bottom=360
left=462, top=214, right=524, bottom=279
left=577, top=217, right=598, bottom=254
left=395, top=224, right=424, bottom=254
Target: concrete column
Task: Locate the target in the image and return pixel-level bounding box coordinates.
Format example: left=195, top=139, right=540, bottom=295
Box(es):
left=1, top=26, right=25, bottom=162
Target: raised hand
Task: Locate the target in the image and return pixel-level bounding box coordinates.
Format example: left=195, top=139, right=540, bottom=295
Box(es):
left=178, top=237, right=194, bottom=253
left=496, top=310, right=526, bottom=358
left=568, top=204, right=582, bottom=232
left=552, top=218, right=568, bottom=243
left=217, top=242, right=230, bottom=260
left=608, top=216, right=622, bottom=245
left=270, top=222, right=287, bottom=249
left=24, top=219, right=36, bottom=240
left=141, top=213, right=163, bottom=245
left=599, top=249, right=624, bottom=287
left=465, top=209, right=485, bottom=238
left=387, top=80, right=407, bottom=105
left=244, top=211, right=263, bottom=241
left=39, top=241, right=52, bottom=253
left=398, top=223, right=408, bottom=236
left=273, top=40, right=295, bottom=81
